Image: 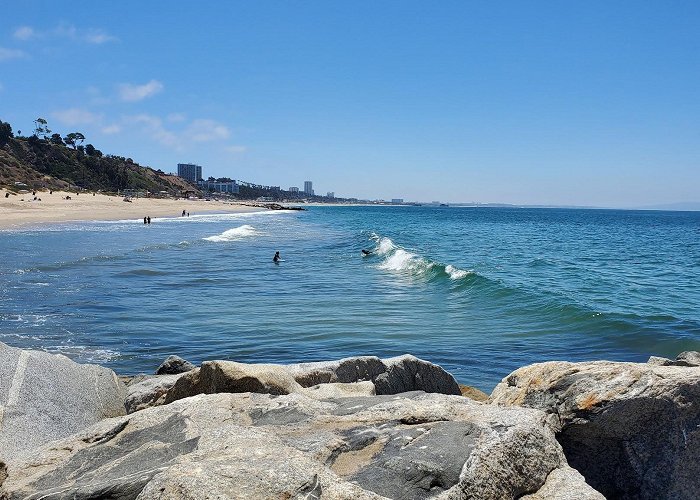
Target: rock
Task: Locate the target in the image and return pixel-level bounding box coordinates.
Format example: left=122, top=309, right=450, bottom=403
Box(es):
left=520, top=467, right=605, bottom=500
left=121, top=355, right=459, bottom=412
left=491, top=360, right=700, bottom=499
left=155, top=354, right=195, bottom=375
left=647, top=352, right=700, bottom=367
left=124, top=373, right=187, bottom=413
left=0, top=342, right=126, bottom=461
left=647, top=355, right=674, bottom=366
left=164, top=360, right=303, bottom=404
left=1, top=391, right=601, bottom=499
left=459, top=384, right=490, bottom=402
left=676, top=351, right=700, bottom=367
left=288, top=354, right=462, bottom=395
left=301, top=381, right=376, bottom=399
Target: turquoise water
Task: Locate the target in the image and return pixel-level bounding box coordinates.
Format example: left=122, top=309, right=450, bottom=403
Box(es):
left=1, top=206, right=699, bottom=390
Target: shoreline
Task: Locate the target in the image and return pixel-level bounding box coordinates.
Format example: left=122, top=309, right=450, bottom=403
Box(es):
left=0, top=188, right=263, bottom=229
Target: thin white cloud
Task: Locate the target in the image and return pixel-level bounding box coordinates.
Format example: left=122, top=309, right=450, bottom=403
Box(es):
left=0, top=47, right=27, bottom=62
left=13, top=26, right=35, bottom=40
left=186, top=119, right=230, bottom=142
left=101, top=124, right=121, bottom=135
left=167, top=113, right=187, bottom=123
left=84, top=30, right=118, bottom=45
left=129, top=114, right=179, bottom=149
left=14, top=24, right=118, bottom=44
left=126, top=114, right=232, bottom=151
left=118, top=80, right=164, bottom=102
left=52, top=108, right=100, bottom=126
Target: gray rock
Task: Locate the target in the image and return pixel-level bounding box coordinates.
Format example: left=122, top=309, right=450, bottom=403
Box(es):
left=491, top=360, right=700, bottom=499
left=164, top=360, right=304, bottom=404
left=647, top=355, right=675, bottom=366
left=124, top=373, right=187, bottom=414
left=676, top=351, right=700, bottom=367
left=520, top=467, right=605, bottom=500
left=288, top=354, right=461, bottom=395
left=1, top=391, right=601, bottom=499
left=0, top=342, right=126, bottom=461
left=155, top=354, right=195, bottom=375
left=301, top=380, right=376, bottom=399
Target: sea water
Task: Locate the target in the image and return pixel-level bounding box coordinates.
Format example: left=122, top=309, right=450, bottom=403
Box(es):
left=1, top=206, right=699, bottom=390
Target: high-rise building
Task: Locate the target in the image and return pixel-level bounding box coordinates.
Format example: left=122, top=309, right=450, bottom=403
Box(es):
left=304, top=181, right=313, bottom=195
left=177, top=163, right=203, bottom=183
left=289, top=187, right=299, bottom=193
left=327, top=192, right=335, bottom=198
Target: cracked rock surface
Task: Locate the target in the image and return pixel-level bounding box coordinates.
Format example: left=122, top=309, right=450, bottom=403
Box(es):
left=1, top=391, right=600, bottom=499
left=491, top=360, right=700, bottom=499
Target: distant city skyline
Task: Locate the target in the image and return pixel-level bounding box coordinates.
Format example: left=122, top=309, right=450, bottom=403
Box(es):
left=2, top=2, right=699, bottom=206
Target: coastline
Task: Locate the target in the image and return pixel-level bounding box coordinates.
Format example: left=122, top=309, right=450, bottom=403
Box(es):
left=0, top=188, right=262, bottom=229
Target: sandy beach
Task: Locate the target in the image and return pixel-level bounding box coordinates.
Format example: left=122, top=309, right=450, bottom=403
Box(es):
left=0, top=189, right=262, bottom=229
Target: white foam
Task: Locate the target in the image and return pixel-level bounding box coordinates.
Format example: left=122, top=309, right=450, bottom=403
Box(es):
left=445, top=265, right=472, bottom=280
left=376, top=237, right=397, bottom=255
left=203, top=224, right=258, bottom=242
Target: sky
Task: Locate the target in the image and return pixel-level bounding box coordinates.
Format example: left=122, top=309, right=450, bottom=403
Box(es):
left=1, top=1, right=699, bottom=206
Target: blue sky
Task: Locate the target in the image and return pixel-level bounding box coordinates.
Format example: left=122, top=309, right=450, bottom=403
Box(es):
left=1, top=1, right=699, bottom=206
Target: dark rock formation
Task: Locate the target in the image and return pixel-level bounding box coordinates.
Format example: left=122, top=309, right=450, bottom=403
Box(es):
left=287, top=354, right=462, bottom=395
left=155, top=354, right=195, bottom=375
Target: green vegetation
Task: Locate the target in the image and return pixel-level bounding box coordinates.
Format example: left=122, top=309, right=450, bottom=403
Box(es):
left=0, top=118, right=195, bottom=195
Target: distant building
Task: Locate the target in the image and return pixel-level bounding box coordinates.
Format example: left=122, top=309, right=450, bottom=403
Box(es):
left=197, top=179, right=239, bottom=194
left=177, top=163, right=202, bottom=183
left=304, top=181, right=314, bottom=196
left=327, top=192, right=335, bottom=198
left=289, top=187, right=299, bottom=193
left=391, top=198, right=404, bottom=204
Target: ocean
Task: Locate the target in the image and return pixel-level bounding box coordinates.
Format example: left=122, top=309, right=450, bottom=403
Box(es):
left=2, top=206, right=699, bottom=391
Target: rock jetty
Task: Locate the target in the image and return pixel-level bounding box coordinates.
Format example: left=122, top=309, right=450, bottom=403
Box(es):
left=1, top=340, right=699, bottom=499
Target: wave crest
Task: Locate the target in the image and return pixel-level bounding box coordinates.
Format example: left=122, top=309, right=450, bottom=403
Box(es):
left=203, top=224, right=258, bottom=242
left=372, top=235, right=473, bottom=281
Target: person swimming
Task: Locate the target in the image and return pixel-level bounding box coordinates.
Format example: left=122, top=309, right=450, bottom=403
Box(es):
left=361, top=249, right=373, bottom=256
left=273, top=251, right=281, bottom=263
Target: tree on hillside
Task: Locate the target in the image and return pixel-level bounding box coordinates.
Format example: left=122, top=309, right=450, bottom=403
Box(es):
left=33, top=118, right=51, bottom=139
left=64, top=132, right=85, bottom=149
left=50, top=133, right=64, bottom=146
left=0, top=120, right=13, bottom=145
left=85, top=144, right=96, bottom=155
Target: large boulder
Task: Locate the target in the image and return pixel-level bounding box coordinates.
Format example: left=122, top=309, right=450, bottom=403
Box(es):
left=125, top=355, right=460, bottom=412
left=491, top=360, right=700, bottom=499
left=287, top=354, right=462, bottom=395
left=1, top=391, right=602, bottom=499
left=124, top=373, right=188, bottom=413
left=0, top=342, right=126, bottom=462
left=164, top=360, right=304, bottom=404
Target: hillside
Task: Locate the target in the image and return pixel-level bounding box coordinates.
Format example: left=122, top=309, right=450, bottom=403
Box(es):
left=0, top=120, right=196, bottom=195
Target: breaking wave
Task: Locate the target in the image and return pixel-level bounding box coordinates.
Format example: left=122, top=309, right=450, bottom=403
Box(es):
left=371, top=234, right=474, bottom=282
left=203, top=224, right=258, bottom=242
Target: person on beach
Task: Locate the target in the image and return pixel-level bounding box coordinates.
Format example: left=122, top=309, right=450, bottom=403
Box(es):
left=273, top=251, right=281, bottom=263
left=147, top=216, right=151, bottom=224
left=144, top=217, right=147, bottom=225
left=182, top=210, right=186, bottom=216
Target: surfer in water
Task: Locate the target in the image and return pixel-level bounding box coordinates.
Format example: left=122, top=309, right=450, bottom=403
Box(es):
left=273, top=251, right=281, bottom=263
left=361, top=249, right=373, bottom=256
